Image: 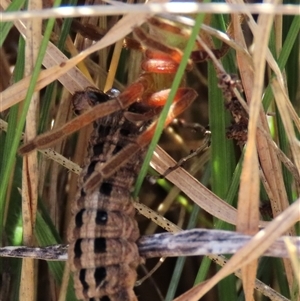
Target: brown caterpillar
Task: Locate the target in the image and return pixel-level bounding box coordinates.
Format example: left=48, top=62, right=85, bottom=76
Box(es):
left=68, top=88, right=148, bottom=301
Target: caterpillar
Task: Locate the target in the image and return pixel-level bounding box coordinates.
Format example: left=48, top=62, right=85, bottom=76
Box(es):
left=68, top=88, right=148, bottom=301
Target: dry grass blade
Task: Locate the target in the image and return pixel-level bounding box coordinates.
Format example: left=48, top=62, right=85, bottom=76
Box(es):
left=0, top=3, right=299, bottom=21
left=227, top=8, right=259, bottom=299
left=19, top=0, right=42, bottom=300
left=2, top=230, right=299, bottom=260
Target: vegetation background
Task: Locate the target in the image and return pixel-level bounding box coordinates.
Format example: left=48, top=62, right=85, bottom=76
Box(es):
left=0, top=0, right=299, bottom=301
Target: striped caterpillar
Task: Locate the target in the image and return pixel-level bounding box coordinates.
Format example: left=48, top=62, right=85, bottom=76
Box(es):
left=68, top=88, right=148, bottom=301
